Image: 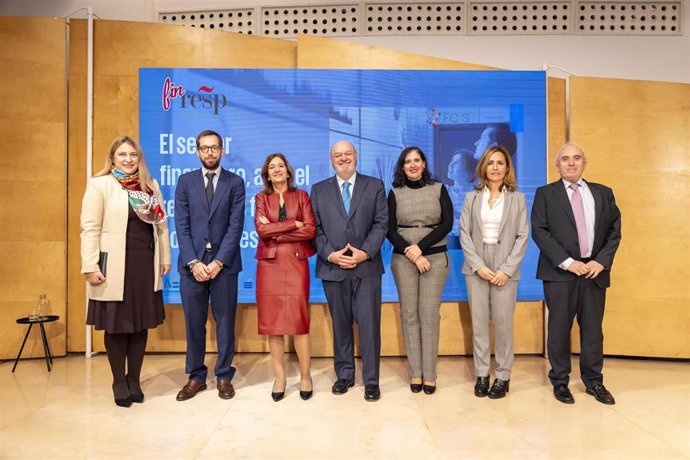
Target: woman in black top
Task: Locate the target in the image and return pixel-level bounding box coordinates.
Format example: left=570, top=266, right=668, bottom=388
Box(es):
left=387, top=146, right=453, bottom=394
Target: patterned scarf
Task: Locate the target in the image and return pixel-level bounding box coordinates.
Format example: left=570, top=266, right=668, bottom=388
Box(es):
left=111, top=169, right=167, bottom=224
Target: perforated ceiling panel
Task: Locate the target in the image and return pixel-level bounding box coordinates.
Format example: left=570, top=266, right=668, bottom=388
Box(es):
left=261, top=4, right=360, bottom=37
left=158, top=1, right=683, bottom=36
left=469, top=2, right=571, bottom=34
left=576, top=1, right=681, bottom=34
left=366, top=3, right=465, bottom=35
left=159, top=8, right=255, bottom=34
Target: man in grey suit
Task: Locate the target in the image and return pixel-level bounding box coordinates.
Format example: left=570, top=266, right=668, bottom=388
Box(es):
left=311, top=140, right=388, bottom=401
left=532, top=143, right=621, bottom=405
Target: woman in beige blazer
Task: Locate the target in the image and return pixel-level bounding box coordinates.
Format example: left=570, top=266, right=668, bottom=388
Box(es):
left=81, top=136, right=170, bottom=407
left=460, top=146, right=528, bottom=399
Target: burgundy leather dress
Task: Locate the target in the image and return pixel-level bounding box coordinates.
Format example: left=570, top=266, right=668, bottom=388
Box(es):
left=255, top=189, right=316, bottom=335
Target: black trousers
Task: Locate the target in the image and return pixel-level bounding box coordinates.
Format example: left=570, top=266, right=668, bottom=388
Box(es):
left=544, top=277, right=606, bottom=388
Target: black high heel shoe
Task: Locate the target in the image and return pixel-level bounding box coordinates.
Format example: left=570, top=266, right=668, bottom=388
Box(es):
left=410, top=379, right=423, bottom=393
left=422, top=382, right=437, bottom=395
left=299, top=377, right=313, bottom=401
left=127, top=376, right=144, bottom=403
left=113, top=383, right=132, bottom=408
left=474, top=376, right=490, bottom=397
left=488, top=379, right=510, bottom=399
left=271, top=380, right=286, bottom=402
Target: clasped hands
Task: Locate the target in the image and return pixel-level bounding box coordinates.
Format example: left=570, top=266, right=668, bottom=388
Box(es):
left=567, top=260, right=605, bottom=279
left=476, top=267, right=510, bottom=286
left=404, top=244, right=431, bottom=274
left=190, top=261, right=221, bottom=282
left=329, top=243, right=368, bottom=269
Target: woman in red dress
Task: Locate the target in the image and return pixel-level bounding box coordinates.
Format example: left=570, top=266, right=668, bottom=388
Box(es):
left=255, top=153, right=316, bottom=401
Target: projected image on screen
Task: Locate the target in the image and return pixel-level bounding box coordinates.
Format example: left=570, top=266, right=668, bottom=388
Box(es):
left=139, top=69, right=546, bottom=303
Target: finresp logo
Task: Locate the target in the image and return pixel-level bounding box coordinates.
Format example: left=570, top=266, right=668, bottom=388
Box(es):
left=162, top=77, right=185, bottom=111
left=161, top=77, right=228, bottom=115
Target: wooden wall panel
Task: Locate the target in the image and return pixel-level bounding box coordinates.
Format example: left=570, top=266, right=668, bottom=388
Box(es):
left=570, top=76, right=690, bottom=358
left=297, top=35, right=496, bottom=70
left=0, top=17, right=67, bottom=359
left=547, top=77, right=567, bottom=180
left=67, top=19, right=88, bottom=352
left=67, top=20, right=297, bottom=352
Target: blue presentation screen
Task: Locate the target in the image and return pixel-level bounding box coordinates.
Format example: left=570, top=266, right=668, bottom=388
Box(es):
left=139, top=69, right=546, bottom=304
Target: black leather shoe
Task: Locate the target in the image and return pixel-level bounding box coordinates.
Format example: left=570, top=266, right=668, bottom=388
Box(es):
left=586, top=384, right=615, bottom=405
left=554, top=384, right=575, bottom=404
left=130, top=392, right=145, bottom=404
left=271, top=380, right=286, bottom=402
left=364, top=384, right=381, bottom=401
left=331, top=378, right=355, bottom=395
left=488, top=379, right=510, bottom=399
left=422, top=383, right=436, bottom=395
left=299, top=377, right=313, bottom=401
left=410, top=383, right=423, bottom=393
left=474, top=377, right=490, bottom=397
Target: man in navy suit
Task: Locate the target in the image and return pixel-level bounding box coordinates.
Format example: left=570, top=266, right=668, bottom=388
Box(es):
left=174, top=130, right=245, bottom=401
left=311, top=140, right=388, bottom=401
left=532, top=143, right=621, bottom=405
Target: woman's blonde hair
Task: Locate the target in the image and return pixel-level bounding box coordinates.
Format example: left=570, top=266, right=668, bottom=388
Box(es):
left=474, top=146, right=517, bottom=192
left=95, top=136, right=154, bottom=193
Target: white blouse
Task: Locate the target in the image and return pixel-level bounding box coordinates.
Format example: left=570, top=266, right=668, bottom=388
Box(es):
left=480, top=187, right=504, bottom=244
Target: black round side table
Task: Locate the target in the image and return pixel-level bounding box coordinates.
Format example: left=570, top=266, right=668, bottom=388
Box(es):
left=12, top=315, right=60, bottom=372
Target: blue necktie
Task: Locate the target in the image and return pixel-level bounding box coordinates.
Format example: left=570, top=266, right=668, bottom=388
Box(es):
left=342, top=181, right=351, bottom=214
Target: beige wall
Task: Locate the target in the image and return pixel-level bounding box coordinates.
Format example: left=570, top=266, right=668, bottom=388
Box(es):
left=569, top=76, right=690, bottom=358
left=0, top=17, right=67, bottom=359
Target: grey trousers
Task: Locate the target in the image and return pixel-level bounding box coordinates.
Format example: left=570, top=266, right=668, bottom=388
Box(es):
left=392, top=252, right=450, bottom=381
left=465, top=244, right=518, bottom=381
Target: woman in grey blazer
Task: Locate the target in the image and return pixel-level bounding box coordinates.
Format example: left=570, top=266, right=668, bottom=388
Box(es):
left=460, top=146, right=528, bottom=399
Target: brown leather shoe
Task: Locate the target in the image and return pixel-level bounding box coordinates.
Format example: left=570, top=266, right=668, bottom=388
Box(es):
left=176, top=380, right=207, bottom=401
left=217, top=379, right=236, bottom=400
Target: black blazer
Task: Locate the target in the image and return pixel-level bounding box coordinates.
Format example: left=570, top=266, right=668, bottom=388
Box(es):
left=531, top=179, right=621, bottom=288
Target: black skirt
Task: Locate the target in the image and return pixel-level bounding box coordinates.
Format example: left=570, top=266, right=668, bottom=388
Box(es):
left=87, top=206, right=165, bottom=334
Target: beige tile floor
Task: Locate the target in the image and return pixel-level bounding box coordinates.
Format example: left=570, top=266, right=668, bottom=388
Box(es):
left=1, top=353, right=688, bottom=459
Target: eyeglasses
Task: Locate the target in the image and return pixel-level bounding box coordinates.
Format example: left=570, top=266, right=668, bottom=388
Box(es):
left=198, top=145, right=221, bottom=154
